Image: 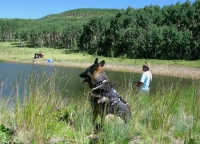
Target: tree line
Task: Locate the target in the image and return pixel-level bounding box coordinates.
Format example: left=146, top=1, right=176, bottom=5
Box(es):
left=0, top=1, right=200, bottom=60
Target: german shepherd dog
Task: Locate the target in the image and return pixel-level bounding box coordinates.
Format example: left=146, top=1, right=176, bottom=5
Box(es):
left=79, top=58, right=131, bottom=124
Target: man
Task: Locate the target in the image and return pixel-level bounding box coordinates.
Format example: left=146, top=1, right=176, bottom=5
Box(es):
left=137, top=62, right=152, bottom=94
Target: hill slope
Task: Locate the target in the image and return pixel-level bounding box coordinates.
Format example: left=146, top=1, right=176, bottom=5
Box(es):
left=41, top=8, right=120, bottom=19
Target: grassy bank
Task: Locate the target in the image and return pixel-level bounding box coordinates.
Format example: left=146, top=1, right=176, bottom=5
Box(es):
left=0, top=42, right=200, bottom=143
left=0, top=69, right=200, bottom=143
left=0, top=41, right=200, bottom=67
left=0, top=42, right=200, bottom=79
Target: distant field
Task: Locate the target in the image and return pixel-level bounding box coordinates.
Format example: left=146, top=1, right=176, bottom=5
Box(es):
left=0, top=42, right=200, bottom=68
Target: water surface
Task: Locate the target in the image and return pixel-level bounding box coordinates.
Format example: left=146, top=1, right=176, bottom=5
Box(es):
left=0, top=62, right=193, bottom=103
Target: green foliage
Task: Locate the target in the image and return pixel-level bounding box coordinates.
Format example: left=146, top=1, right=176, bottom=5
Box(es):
left=1, top=2, right=200, bottom=60
left=41, top=8, right=119, bottom=19
left=55, top=106, right=78, bottom=124
left=0, top=124, right=14, bottom=143
left=98, top=121, right=133, bottom=144
left=12, top=70, right=71, bottom=143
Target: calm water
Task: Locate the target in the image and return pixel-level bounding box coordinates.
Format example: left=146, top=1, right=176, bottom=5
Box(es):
left=0, top=62, right=192, bottom=102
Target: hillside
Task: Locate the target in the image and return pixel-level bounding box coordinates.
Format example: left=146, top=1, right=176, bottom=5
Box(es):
left=1, top=1, right=200, bottom=60
left=41, top=8, right=120, bottom=19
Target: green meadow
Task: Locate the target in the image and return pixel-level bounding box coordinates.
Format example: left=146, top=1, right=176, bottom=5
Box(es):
left=0, top=42, right=200, bottom=68
left=0, top=42, right=200, bottom=143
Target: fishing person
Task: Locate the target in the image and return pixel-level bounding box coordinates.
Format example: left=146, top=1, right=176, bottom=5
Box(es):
left=136, top=62, right=152, bottom=94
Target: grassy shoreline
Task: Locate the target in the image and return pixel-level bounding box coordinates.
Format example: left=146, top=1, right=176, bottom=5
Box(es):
left=0, top=66, right=200, bottom=143
left=0, top=42, right=200, bottom=79
left=0, top=42, right=200, bottom=143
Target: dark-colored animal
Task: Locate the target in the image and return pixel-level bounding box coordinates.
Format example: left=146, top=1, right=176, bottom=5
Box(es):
left=79, top=58, right=131, bottom=123
left=34, top=53, right=44, bottom=59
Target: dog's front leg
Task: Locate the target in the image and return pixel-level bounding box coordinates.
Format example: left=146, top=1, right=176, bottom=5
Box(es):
left=92, top=106, right=99, bottom=123
left=90, top=93, right=99, bottom=123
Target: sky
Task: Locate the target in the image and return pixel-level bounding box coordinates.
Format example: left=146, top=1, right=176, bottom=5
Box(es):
left=0, top=0, right=196, bottom=19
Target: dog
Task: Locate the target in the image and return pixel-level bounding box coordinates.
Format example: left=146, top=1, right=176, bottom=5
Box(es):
left=79, top=58, right=131, bottom=124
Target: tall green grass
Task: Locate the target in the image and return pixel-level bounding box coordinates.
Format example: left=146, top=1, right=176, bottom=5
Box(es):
left=125, top=79, right=200, bottom=143
left=0, top=70, right=200, bottom=143
left=13, top=71, right=73, bottom=143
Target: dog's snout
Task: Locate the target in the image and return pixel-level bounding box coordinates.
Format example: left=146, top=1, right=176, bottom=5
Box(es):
left=79, top=72, right=84, bottom=78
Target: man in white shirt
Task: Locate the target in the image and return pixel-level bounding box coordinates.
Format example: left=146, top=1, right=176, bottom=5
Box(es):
left=137, top=62, right=152, bottom=94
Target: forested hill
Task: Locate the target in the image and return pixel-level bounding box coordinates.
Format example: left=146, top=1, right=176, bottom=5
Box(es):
left=41, top=8, right=119, bottom=19
left=0, top=1, right=200, bottom=60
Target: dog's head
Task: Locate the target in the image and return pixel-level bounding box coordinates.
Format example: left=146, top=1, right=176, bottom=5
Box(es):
left=79, top=58, right=106, bottom=87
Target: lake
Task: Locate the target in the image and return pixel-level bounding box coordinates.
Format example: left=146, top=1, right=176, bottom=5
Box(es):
left=0, top=62, right=192, bottom=103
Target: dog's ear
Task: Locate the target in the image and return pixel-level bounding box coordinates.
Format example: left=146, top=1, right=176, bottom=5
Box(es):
left=99, top=60, right=105, bottom=67
left=94, top=58, right=98, bottom=65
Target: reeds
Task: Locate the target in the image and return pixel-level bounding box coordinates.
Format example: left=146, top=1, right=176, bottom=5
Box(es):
left=125, top=79, right=200, bottom=143
left=0, top=71, right=200, bottom=143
